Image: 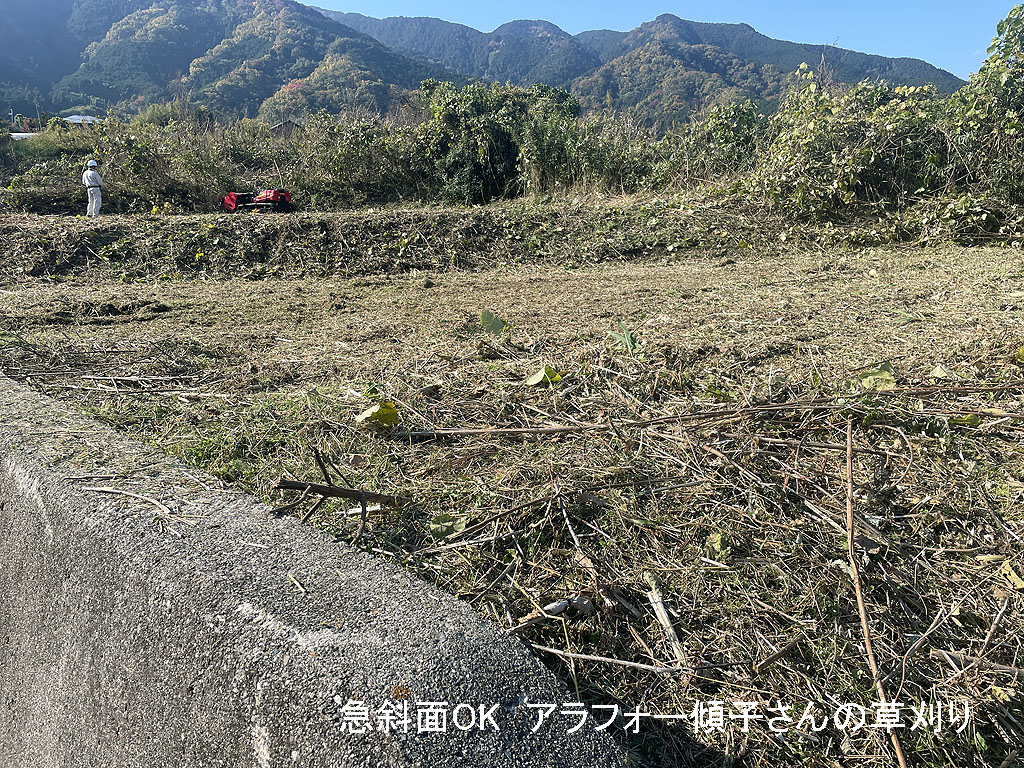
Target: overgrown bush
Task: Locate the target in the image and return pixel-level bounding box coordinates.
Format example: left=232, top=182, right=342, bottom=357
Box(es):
left=0, top=133, right=14, bottom=178
left=947, top=4, right=1024, bottom=202
left=414, top=80, right=535, bottom=203
left=744, top=6, right=1024, bottom=221
left=516, top=88, right=585, bottom=194
left=653, top=100, right=763, bottom=189
left=572, top=116, right=659, bottom=194
left=748, top=69, right=949, bottom=218
left=288, top=113, right=426, bottom=207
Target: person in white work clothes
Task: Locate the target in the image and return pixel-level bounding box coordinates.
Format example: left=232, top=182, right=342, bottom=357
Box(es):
left=82, top=159, right=103, bottom=217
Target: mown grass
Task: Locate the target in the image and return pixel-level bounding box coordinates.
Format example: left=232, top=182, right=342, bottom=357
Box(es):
left=2, top=244, right=1022, bottom=767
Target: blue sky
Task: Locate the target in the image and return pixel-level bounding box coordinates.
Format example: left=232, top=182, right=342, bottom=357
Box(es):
left=316, top=1, right=1019, bottom=79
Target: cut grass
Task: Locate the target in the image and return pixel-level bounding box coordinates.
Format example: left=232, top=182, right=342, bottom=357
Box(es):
left=1, top=241, right=1023, bottom=767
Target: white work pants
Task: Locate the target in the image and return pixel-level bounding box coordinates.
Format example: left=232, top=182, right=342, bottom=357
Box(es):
left=87, top=188, right=102, bottom=217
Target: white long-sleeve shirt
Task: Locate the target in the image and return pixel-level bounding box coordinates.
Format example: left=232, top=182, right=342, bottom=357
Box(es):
left=82, top=169, right=103, bottom=189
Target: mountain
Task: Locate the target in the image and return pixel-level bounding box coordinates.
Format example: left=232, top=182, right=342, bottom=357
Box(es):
left=573, top=30, right=629, bottom=63
left=175, top=1, right=442, bottom=118
left=1, top=0, right=82, bottom=113
left=2, top=0, right=449, bottom=117
left=0, top=1, right=965, bottom=125
left=317, top=11, right=601, bottom=88
left=591, top=15, right=964, bottom=91
left=572, top=40, right=787, bottom=126
left=313, top=10, right=965, bottom=125
left=52, top=0, right=237, bottom=110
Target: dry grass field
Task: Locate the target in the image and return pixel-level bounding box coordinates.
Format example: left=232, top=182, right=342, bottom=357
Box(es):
left=2, top=210, right=1023, bottom=767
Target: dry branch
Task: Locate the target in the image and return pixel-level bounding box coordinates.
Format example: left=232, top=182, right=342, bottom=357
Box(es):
left=275, top=478, right=410, bottom=508
left=390, top=398, right=834, bottom=441
left=845, top=419, right=909, bottom=768
left=752, top=635, right=802, bottom=677
left=929, top=649, right=1024, bottom=681
left=643, top=571, right=688, bottom=667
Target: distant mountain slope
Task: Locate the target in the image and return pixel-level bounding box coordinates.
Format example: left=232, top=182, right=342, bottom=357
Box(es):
left=53, top=1, right=234, bottom=109
left=67, top=0, right=154, bottom=42
left=315, top=12, right=491, bottom=73
left=573, top=30, right=629, bottom=62
left=0, top=2, right=965, bottom=125
left=179, top=0, right=441, bottom=117
left=313, top=9, right=965, bottom=125
left=3, top=0, right=449, bottom=117
left=316, top=10, right=601, bottom=88
left=3, top=0, right=160, bottom=106
left=605, top=15, right=964, bottom=92
left=572, top=40, right=787, bottom=126
left=1, top=0, right=87, bottom=113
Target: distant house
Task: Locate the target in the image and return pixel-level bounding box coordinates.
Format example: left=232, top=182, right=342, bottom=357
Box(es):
left=270, top=119, right=301, bottom=139
left=9, top=132, right=38, bottom=141
left=64, top=115, right=103, bottom=129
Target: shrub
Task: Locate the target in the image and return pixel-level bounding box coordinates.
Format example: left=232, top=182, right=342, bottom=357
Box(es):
left=414, top=81, right=596, bottom=202
left=286, top=112, right=426, bottom=207
left=947, top=4, right=1024, bottom=202
left=0, top=133, right=14, bottom=178
left=415, top=80, right=531, bottom=203
left=572, top=116, right=659, bottom=194
left=653, top=100, right=764, bottom=189
left=748, top=67, right=949, bottom=218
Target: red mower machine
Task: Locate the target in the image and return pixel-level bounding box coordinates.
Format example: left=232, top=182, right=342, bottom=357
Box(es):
left=218, top=188, right=295, bottom=213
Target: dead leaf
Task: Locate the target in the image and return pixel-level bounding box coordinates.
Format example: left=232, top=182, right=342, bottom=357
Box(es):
left=998, top=560, right=1024, bottom=590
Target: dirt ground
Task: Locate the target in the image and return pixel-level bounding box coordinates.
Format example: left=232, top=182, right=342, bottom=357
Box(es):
left=2, top=242, right=1023, bottom=767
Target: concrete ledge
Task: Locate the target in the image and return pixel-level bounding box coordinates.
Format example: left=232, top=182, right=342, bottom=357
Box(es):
left=0, top=377, right=626, bottom=767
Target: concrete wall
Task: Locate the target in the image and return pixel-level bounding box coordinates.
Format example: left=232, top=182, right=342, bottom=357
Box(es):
left=0, top=377, right=626, bottom=768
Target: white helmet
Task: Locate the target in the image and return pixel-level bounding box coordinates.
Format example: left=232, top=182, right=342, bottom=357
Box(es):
left=87, top=159, right=98, bottom=167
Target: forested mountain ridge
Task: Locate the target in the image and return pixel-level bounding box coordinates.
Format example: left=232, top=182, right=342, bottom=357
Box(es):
left=1, top=0, right=451, bottom=117
left=314, top=9, right=964, bottom=124
left=0, top=0, right=965, bottom=124
left=572, top=39, right=789, bottom=126
left=606, top=15, right=963, bottom=90
left=316, top=10, right=603, bottom=88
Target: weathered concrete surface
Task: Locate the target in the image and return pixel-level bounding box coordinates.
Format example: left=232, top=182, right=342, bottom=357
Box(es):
left=0, top=376, right=627, bottom=768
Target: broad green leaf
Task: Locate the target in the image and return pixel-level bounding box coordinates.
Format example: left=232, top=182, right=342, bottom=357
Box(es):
left=525, top=364, right=562, bottom=387
left=429, top=513, right=467, bottom=540
left=480, top=309, right=509, bottom=335
left=857, top=363, right=896, bottom=392
left=355, top=401, right=400, bottom=427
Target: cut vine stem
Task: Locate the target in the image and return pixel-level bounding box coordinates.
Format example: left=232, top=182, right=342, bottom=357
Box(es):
left=845, top=418, right=909, bottom=768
